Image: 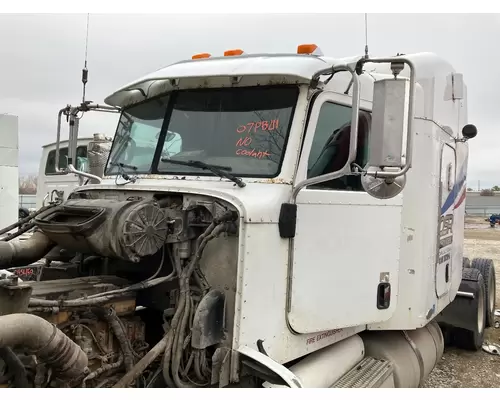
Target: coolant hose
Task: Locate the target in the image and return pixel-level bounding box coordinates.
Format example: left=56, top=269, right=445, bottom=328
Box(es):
left=0, top=231, right=55, bottom=267
left=0, top=313, right=88, bottom=379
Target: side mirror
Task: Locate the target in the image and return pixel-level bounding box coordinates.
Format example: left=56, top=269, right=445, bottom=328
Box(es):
left=368, top=78, right=409, bottom=169
left=462, top=124, right=477, bottom=140
left=362, top=77, right=410, bottom=199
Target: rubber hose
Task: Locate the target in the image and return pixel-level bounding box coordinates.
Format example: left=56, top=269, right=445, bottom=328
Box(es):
left=0, top=231, right=55, bottom=268
left=2, top=222, right=36, bottom=242
left=0, top=313, right=88, bottom=379
left=0, top=203, right=55, bottom=237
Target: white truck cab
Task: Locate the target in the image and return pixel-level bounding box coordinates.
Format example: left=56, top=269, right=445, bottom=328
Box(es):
left=35, top=136, right=112, bottom=209
left=0, top=45, right=491, bottom=389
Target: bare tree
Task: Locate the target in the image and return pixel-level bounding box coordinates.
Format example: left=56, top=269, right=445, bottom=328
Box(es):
left=19, top=175, right=37, bottom=195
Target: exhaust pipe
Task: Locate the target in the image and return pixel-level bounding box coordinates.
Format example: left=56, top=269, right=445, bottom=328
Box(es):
left=0, top=231, right=54, bottom=268
left=0, top=313, right=88, bottom=380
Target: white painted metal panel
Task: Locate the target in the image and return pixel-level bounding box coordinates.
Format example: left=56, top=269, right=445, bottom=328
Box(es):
left=234, top=222, right=365, bottom=365
left=289, top=191, right=402, bottom=333
left=0, top=115, right=19, bottom=228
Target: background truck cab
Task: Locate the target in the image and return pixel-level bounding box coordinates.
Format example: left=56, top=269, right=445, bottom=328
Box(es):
left=35, top=137, right=98, bottom=208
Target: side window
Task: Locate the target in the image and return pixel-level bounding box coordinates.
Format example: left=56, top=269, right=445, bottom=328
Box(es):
left=45, top=147, right=69, bottom=174
left=76, top=146, right=88, bottom=172
left=107, top=95, right=170, bottom=173
left=45, top=146, right=89, bottom=174
left=307, top=102, right=371, bottom=191
left=162, top=131, right=183, bottom=159
left=307, top=102, right=353, bottom=178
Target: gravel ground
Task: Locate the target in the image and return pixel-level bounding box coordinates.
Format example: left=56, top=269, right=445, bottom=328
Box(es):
left=423, top=217, right=500, bottom=388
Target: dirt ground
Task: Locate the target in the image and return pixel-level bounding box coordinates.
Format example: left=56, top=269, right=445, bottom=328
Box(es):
left=423, top=216, right=500, bottom=388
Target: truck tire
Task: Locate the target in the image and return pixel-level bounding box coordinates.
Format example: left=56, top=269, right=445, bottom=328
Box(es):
left=453, top=268, right=486, bottom=351
left=471, top=258, right=496, bottom=328
left=463, top=257, right=471, bottom=269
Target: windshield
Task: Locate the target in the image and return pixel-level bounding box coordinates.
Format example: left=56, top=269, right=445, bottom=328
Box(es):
left=105, top=86, right=298, bottom=178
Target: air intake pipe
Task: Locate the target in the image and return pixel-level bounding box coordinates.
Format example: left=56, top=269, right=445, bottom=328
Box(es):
left=0, top=313, right=88, bottom=380
left=0, top=231, right=55, bottom=268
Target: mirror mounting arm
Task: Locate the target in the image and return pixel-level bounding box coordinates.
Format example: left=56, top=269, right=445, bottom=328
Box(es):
left=51, top=102, right=120, bottom=177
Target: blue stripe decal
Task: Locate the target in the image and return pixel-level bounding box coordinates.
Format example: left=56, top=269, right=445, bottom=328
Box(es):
left=441, top=162, right=467, bottom=215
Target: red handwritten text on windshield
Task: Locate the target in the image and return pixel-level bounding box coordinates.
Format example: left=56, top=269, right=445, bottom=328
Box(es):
left=236, top=119, right=279, bottom=134
left=236, top=149, right=271, bottom=159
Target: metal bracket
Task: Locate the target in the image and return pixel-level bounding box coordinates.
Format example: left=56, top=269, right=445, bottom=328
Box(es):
left=401, top=330, right=425, bottom=387
left=237, top=345, right=303, bottom=388
left=456, top=291, right=474, bottom=299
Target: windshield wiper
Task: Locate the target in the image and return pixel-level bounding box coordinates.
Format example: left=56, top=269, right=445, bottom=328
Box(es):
left=160, top=159, right=246, bottom=188
left=109, top=162, right=138, bottom=184
left=110, top=162, right=138, bottom=172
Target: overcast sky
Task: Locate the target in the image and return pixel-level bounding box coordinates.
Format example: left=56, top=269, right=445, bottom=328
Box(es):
left=0, top=13, right=498, bottom=188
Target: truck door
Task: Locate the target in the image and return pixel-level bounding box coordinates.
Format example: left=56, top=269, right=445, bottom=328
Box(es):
left=287, top=92, right=403, bottom=334
left=436, top=143, right=457, bottom=298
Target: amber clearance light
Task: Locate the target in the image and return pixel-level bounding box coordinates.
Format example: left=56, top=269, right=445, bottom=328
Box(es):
left=297, top=44, right=323, bottom=56
left=224, top=49, right=244, bottom=57
left=192, top=53, right=211, bottom=60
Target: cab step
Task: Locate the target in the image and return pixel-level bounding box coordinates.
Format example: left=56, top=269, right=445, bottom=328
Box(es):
left=331, top=357, right=394, bottom=388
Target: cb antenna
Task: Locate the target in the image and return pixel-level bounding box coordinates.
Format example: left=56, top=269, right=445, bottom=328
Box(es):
left=364, top=13, right=369, bottom=59
left=82, top=13, right=90, bottom=104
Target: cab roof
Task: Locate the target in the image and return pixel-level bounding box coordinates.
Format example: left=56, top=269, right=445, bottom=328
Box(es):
left=105, top=53, right=345, bottom=108
left=104, top=51, right=456, bottom=109
left=42, top=137, right=94, bottom=149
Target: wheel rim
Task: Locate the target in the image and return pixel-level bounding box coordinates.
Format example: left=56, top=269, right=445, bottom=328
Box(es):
left=478, top=283, right=485, bottom=332
left=490, top=274, right=496, bottom=314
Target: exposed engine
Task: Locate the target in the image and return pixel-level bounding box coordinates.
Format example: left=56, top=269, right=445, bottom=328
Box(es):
left=0, top=191, right=239, bottom=388
left=36, top=198, right=172, bottom=263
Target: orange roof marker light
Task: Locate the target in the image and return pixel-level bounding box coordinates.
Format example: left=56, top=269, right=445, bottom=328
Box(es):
left=224, top=49, right=244, bottom=57
left=297, top=44, right=324, bottom=56
left=192, top=53, right=211, bottom=60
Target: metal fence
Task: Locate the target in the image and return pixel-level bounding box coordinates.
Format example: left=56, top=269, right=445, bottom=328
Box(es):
left=465, top=206, right=500, bottom=217
left=465, top=192, right=500, bottom=217
left=19, top=194, right=36, bottom=209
